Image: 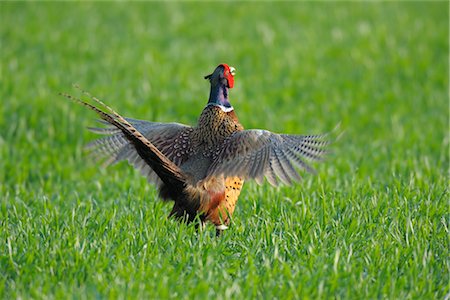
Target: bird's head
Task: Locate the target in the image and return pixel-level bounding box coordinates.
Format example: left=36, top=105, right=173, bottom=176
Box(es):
left=205, top=64, right=236, bottom=111
left=204, top=64, right=236, bottom=89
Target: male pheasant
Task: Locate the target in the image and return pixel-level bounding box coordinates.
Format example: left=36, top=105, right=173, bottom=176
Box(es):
left=63, top=64, right=329, bottom=235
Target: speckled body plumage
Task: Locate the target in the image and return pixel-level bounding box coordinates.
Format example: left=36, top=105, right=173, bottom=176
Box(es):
left=173, top=105, right=245, bottom=227
left=64, top=64, right=329, bottom=234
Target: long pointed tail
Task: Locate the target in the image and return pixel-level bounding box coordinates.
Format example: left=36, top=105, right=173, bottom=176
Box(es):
left=60, top=87, right=186, bottom=196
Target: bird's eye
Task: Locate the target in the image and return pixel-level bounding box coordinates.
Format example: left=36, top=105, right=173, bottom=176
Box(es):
left=229, top=67, right=236, bottom=76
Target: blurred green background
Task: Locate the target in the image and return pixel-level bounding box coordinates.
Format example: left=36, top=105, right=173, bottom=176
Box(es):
left=1, top=2, right=448, bottom=299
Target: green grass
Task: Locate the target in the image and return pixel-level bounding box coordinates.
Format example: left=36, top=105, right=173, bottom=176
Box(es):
left=1, top=2, right=448, bottom=299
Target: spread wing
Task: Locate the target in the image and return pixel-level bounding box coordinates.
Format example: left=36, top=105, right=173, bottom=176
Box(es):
left=87, top=118, right=194, bottom=186
left=207, top=129, right=329, bottom=186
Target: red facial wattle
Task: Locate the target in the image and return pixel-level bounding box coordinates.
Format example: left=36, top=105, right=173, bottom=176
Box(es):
left=221, top=64, right=235, bottom=88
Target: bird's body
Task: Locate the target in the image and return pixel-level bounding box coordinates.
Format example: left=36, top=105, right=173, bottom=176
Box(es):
left=160, top=104, right=245, bottom=228
left=63, top=64, right=329, bottom=234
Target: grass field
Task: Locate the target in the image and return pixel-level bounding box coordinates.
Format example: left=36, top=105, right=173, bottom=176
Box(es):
left=1, top=2, right=448, bottom=299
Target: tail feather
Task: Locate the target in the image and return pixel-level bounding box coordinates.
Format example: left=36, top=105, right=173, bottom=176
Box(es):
left=60, top=89, right=187, bottom=196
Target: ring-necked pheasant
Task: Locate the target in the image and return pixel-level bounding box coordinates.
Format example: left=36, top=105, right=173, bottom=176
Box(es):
left=62, top=64, right=329, bottom=235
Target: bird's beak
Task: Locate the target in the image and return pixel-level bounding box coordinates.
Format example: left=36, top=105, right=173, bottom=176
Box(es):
left=204, top=74, right=212, bottom=80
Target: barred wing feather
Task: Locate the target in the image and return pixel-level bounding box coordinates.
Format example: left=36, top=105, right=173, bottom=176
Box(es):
left=207, top=129, right=329, bottom=186
left=87, top=118, right=193, bottom=186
